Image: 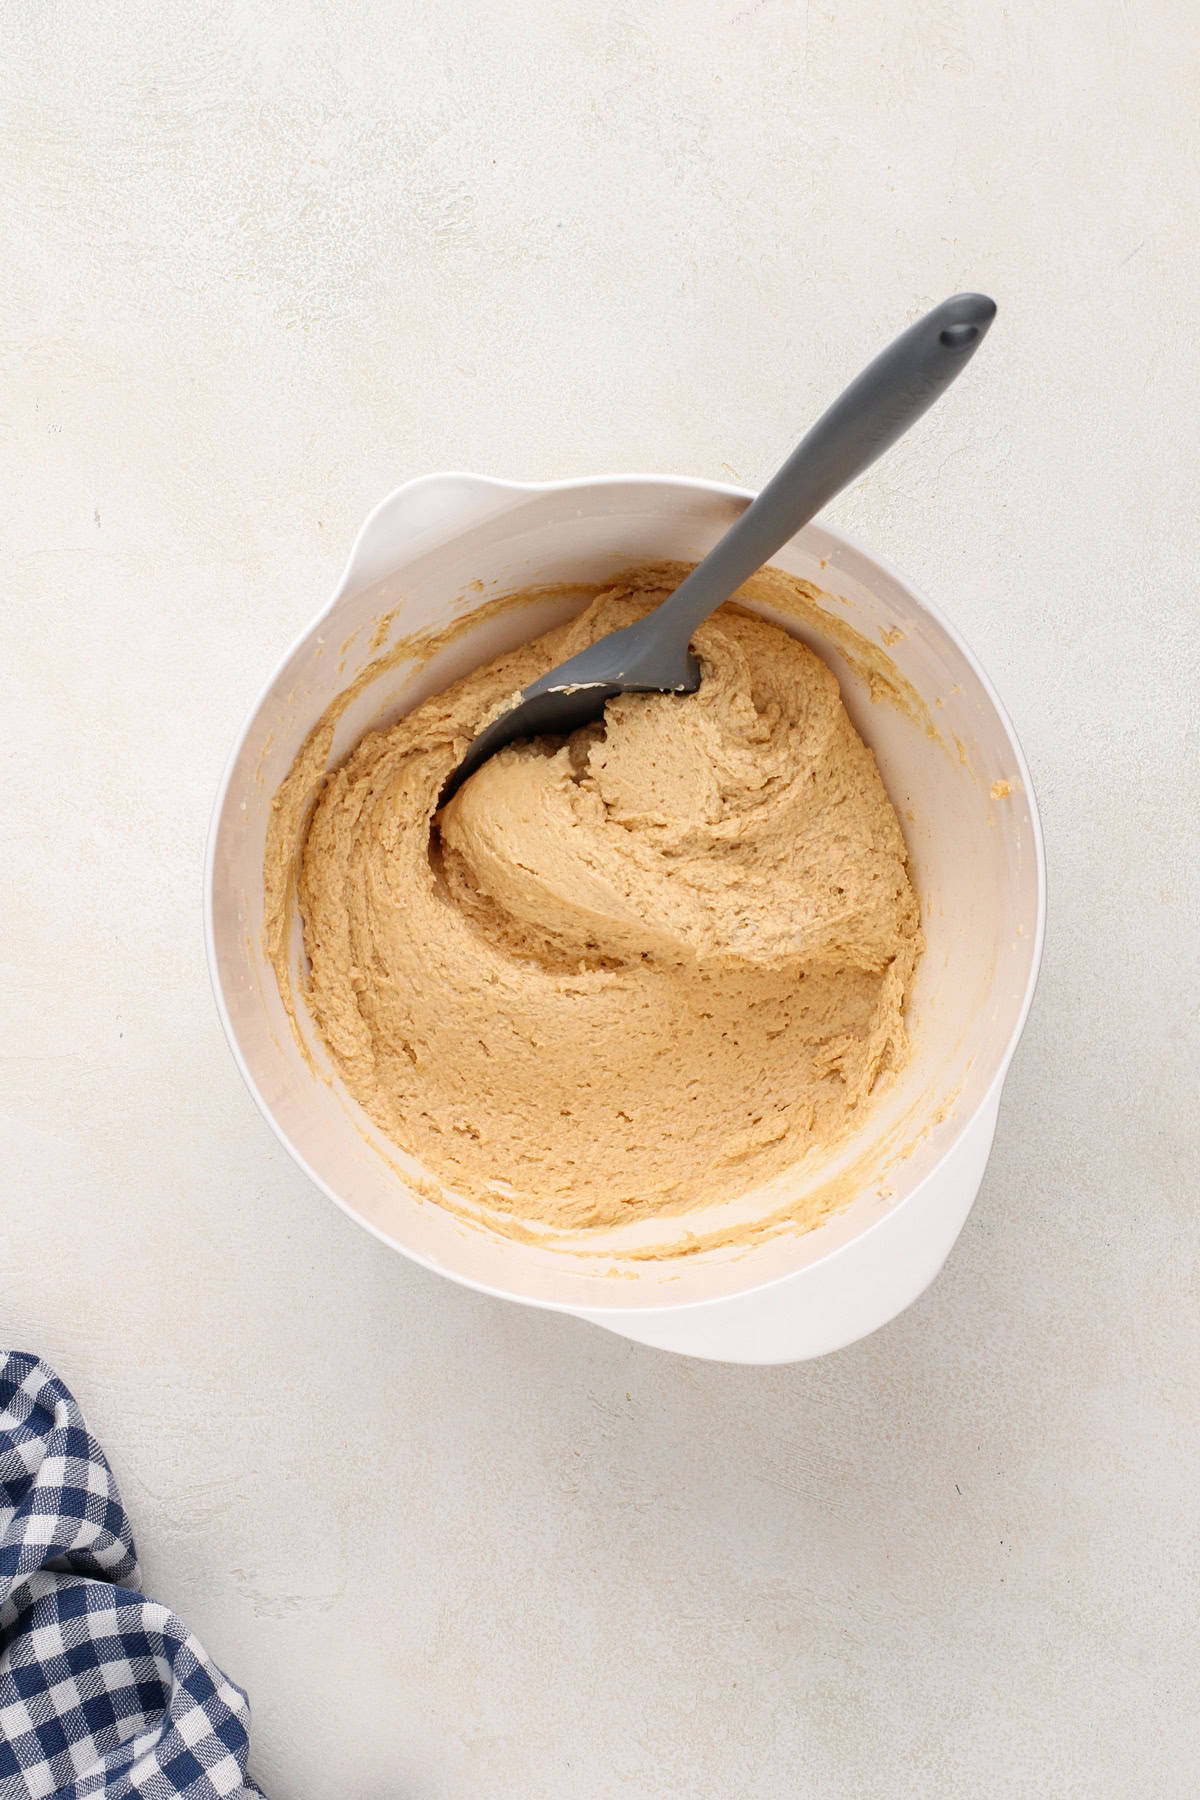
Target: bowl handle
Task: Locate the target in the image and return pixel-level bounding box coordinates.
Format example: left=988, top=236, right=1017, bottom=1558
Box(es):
left=335, top=473, right=532, bottom=598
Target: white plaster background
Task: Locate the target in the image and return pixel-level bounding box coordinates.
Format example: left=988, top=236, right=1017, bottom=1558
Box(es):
left=3, top=2, right=1198, bottom=1794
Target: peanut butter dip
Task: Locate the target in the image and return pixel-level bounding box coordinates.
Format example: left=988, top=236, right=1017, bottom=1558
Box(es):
left=271, top=568, right=922, bottom=1234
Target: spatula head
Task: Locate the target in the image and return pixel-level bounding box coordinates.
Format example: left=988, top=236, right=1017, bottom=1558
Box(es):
left=438, top=619, right=701, bottom=808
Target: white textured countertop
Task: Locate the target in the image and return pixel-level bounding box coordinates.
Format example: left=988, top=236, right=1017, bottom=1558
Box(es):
left=5, top=3, right=1198, bottom=1794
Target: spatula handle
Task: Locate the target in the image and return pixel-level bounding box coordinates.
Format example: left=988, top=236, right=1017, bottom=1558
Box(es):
left=655, top=293, right=997, bottom=644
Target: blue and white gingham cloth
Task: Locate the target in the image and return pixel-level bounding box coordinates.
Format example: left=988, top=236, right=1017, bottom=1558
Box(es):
left=0, top=1353, right=263, bottom=1799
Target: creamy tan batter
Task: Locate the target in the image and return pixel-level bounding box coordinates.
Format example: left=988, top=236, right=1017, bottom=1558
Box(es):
left=272, top=567, right=922, bottom=1234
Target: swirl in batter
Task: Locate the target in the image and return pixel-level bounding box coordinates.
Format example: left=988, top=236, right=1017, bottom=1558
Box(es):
left=276, top=569, right=922, bottom=1233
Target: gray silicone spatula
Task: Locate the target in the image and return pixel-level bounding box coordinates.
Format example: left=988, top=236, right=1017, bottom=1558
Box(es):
left=439, top=292, right=996, bottom=806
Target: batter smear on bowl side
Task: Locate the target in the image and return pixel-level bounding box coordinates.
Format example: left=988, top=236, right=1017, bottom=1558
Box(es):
left=269, top=567, right=923, bottom=1232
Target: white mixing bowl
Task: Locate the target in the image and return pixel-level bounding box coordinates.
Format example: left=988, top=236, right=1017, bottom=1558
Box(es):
left=205, top=473, right=1045, bottom=1363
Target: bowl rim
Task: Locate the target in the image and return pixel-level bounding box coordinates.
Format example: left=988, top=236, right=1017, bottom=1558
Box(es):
left=203, top=470, right=1047, bottom=1317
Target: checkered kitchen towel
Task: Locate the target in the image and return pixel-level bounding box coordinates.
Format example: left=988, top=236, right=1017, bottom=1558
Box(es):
left=0, top=1353, right=263, bottom=1799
